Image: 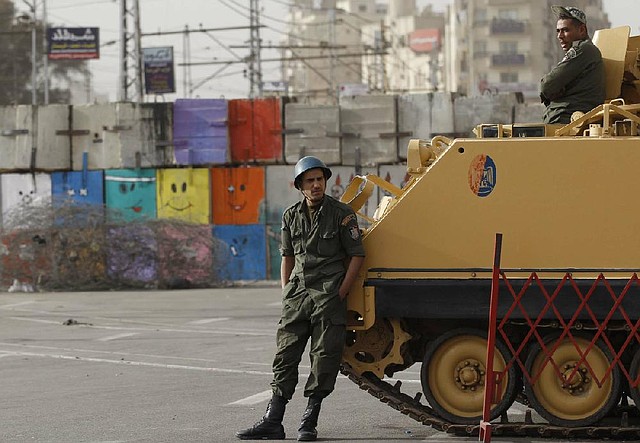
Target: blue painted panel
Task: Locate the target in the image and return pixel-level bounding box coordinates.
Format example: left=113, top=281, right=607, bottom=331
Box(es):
left=51, top=170, right=104, bottom=205
left=266, top=223, right=281, bottom=281
left=105, top=168, right=157, bottom=221
left=213, top=224, right=266, bottom=281
left=173, top=99, right=228, bottom=165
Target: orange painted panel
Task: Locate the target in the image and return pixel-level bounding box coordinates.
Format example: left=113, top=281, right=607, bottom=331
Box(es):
left=228, top=98, right=283, bottom=163
left=211, top=166, right=265, bottom=225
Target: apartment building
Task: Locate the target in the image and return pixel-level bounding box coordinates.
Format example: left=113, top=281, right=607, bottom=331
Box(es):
left=361, top=0, right=446, bottom=93
left=283, top=0, right=387, bottom=103
left=444, top=0, right=610, bottom=99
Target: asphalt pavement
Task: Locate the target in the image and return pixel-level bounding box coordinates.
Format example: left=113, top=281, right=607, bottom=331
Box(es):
left=0, top=285, right=593, bottom=442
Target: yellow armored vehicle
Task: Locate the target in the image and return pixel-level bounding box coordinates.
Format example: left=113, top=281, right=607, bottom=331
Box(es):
left=341, top=26, right=640, bottom=438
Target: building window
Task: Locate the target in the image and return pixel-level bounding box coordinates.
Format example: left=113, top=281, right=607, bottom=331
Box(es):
left=499, top=41, right=518, bottom=54
left=500, top=72, right=518, bottom=83
left=359, top=4, right=366, bottom=13
left=474, top=8, right=487, bottom=24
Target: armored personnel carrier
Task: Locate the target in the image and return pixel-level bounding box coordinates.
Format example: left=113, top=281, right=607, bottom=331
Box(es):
left=341, top=26, right=640, bottom=439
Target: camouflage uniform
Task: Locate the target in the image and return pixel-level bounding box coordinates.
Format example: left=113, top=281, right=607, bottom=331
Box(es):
left=540, top=38, right=605, bottom=124
left=272, top=195, right=365, bottom=400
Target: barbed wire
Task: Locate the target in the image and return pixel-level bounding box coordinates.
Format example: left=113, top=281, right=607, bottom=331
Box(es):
left=0, top=198, right=230, bottom=291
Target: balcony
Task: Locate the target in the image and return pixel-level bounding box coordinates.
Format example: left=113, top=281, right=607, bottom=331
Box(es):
left=492, top=53, right=526, bottom=66
left=490, top=18, right=526, bottom=34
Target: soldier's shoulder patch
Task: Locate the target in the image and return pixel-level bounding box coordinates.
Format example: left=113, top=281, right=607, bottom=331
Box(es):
left=349, top=226, right=360, bottom=241
left=341, top=213, right=356, bottom=226
left=562, top=47, right=577, bottom=62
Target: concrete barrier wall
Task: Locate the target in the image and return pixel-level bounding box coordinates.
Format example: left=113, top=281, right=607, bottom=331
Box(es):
left=105, top=168, right=157, bottom=221
left=0, top=94, right=557, bottom=285
left=0, top=173, right=51, bottom=223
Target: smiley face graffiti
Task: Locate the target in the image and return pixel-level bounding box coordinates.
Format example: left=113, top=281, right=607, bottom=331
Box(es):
left=157, top=168, right=210, bottom=224
left=105, top=169, right=156, bottom=221
left=0, top=174, right=52, bottom=218
left=211, top=167, right=264, bottom=225
left=51, top=171, right=104, bottom=206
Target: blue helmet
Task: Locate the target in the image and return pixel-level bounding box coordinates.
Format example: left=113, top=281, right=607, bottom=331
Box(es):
left=293, top=156, right=332, bottom=189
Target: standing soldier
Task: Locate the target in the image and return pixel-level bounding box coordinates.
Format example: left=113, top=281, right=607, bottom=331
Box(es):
left=236, top=156, right=365, bottom=441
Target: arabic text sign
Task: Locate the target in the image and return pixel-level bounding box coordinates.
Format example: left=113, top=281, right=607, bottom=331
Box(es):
left=143, top=47, right=176, bottom=94
left=48, top=27, right=99, bottom=60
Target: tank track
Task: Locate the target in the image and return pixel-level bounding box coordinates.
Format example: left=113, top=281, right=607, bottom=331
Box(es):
left=340, top=362, right=640, bottom=440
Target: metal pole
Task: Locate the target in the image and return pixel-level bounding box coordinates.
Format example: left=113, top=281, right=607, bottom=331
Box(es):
left=119, top=0, right=127, bottom=101
left=132, top=0, right=143, bottom=101
left=479, top=232, right=503, bottom=443
left=183, top=25, right=191, bottom=98
left=328, top=8, right=336, bottom=104
left=42, top=0, right=49, bottom=104
left=31, top=23, right=36, bottom=105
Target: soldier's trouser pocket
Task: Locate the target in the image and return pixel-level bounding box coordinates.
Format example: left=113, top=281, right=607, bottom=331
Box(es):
left=304, top=298, right=346, bottom=398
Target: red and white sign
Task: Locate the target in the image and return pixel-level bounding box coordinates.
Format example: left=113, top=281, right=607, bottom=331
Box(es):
left=408, top=29, right=440, bottom=53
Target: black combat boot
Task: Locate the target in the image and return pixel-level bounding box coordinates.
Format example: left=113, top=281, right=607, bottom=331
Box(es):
left=297, top=396, right=322, bottom=441
left=236, top=395, right=287, bottom=440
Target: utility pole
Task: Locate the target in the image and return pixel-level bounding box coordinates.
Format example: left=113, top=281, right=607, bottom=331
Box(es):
left=42, top=0, right=49, bottom=104
left=328, top=8, right=337, bottom=103
left=183, top=25, right=192, bottom=98
left=380, top=20, right=389, bottom=93
left=31, top=12, right=36, bottom=105
left=119, top=0, right=143, bottom=102
left=248, top=0, right=263, bottom=98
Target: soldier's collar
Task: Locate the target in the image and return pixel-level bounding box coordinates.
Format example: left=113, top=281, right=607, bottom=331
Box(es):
left=300, top=196, right=326, bottom=212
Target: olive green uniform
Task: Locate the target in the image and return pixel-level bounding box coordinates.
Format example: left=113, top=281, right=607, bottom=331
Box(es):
left=272, top=195, right=365, bottom=400
left=540, top=38, right=604, bottom=124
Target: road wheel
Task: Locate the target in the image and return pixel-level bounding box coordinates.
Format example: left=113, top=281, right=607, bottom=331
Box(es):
left=421, top=328, right=520, bottom=424
left=524, top=333, right=621, bottom=427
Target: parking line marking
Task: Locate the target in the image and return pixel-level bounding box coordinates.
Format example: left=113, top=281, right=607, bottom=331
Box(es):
left=8, top=317, right=62, bottom=325
left=0, top=301, right=35, bottom=309
left=188, top=318, right=230, bottom=325
left=228, top=390, right=273, bottom=406
left=0, top=350, right=276, bottom=376
left=97, top=333, right=138, bottom=342
left=9, top=317, right=273, bottom=336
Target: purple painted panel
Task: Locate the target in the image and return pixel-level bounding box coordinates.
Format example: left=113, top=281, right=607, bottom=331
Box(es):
left=173, top=99, right=228, bottom=165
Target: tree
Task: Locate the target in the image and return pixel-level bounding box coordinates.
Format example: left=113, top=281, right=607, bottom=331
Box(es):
left=0, top=0, right=91, bottom=105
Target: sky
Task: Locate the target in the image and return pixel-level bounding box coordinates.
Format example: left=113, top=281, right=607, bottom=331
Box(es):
left=22, top=0, right=640, bottom=102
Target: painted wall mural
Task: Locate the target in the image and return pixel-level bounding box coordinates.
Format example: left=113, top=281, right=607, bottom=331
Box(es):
left=105, top=168, right=157, bottom=221
left=211, top=167, right=265, bottom=225
left=156, top=168, right=210, bottom=224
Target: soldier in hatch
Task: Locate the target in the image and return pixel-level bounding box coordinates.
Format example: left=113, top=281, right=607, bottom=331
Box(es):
left=540, top=5, right=605, bottom=124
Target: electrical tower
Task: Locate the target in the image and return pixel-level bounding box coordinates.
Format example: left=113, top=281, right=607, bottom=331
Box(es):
left=248, top=0, right=263, bottom=98
left=119, top=0, right=143, bottom=102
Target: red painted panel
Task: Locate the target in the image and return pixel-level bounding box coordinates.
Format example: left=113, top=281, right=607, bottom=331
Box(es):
left=228, top=98, right=283, bottom=163
left=211, top=166, right=265, bottom=225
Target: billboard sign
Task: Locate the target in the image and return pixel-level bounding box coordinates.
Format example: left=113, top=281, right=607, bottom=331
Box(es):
left=409, top=29, right=440, bottom=53
left=47, top=27, right=99, bottom=60
left=143, top=47, right=176, bottom=94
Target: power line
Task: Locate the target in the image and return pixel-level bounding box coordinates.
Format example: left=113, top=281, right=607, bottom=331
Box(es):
left=179, top=51, right=385, bottom=66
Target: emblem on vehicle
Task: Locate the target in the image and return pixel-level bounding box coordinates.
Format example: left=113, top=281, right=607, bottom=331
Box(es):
left=468, top=154, right=497, bottom=197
